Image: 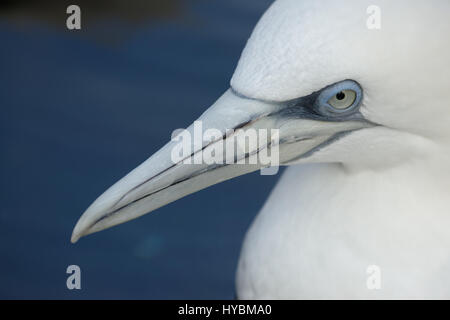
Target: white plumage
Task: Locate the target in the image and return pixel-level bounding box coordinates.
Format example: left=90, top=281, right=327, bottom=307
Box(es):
left=73, top=0, right=450, bottom=299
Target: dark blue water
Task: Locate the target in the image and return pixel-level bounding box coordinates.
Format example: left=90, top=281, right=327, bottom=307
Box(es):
left=0, top=0, right=283, bottom=299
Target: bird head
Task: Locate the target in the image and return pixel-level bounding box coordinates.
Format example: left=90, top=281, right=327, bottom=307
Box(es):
left=71, top=0, right=450, bottom=242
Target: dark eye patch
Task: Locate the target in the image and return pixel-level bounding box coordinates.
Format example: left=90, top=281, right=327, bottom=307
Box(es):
left=275, top=80, right=364, bottom=122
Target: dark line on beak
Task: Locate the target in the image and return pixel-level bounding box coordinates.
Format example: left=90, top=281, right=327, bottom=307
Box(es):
left=110, top=117, right=263, bottom=210
left=89, top=142, right=267, bottom=228
left=92, top=115, right=273, bottom=229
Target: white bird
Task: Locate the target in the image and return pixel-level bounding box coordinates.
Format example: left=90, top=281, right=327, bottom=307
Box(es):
left=71, top=0, right=450, bottom=299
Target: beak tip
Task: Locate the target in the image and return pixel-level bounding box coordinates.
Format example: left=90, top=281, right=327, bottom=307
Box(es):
left=71, top=218, right=87, bottom=244
left=70, top=234, right=80, bottom=244
left=70, top=229, right=82, bottom=244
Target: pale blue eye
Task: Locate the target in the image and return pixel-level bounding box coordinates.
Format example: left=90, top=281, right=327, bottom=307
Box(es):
left=315, top=80, right=363, bottom=117
left=276, top=79, right=364, bottom=122
left=328, top=89, right=356, bottom=109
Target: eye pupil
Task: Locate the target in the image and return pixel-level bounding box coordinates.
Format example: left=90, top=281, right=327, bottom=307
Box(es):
left=336, top=92, right=345, bottom=100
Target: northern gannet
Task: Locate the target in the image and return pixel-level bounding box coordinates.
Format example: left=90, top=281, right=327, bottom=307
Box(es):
left=71, top=0, right=450, bottom=299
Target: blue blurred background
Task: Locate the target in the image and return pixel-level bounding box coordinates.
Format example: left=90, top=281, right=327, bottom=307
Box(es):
left=0, top=0, right=282, bottom=299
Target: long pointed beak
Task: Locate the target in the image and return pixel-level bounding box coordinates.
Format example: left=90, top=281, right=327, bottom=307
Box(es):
left=71, top=89, right=371, bottom=243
